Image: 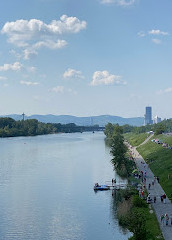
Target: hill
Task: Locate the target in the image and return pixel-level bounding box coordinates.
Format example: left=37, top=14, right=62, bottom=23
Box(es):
left=0, top=114, right=144, bottom=127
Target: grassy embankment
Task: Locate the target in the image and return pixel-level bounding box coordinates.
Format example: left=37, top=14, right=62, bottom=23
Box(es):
left=124, top=133, right=172, bottom=199
left=114, top=133, right=164, bottom=240
left=137, top=134, right=172, bottom=200
left=124, top=132, right=149, bottom=147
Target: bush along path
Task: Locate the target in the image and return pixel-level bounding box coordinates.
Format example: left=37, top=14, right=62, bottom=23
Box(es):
left=127, top=141, right=172, bottom=240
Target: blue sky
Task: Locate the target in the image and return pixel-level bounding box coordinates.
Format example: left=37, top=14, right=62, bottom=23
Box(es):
left=0, top=0, right=172, bottom=119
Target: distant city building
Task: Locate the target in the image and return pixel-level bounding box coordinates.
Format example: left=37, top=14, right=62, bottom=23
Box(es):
left=154, top=115, right=161, bottom=124
left=144, top=106, right=153, bottom=125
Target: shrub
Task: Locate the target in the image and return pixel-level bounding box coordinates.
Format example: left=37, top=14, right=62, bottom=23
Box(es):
left=132, top=195, right=147, bottom=208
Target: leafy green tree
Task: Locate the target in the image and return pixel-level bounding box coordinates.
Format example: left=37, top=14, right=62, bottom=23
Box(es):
left=111, top=133, right=127, bottom=168
left=104, top=123, right=114, bottom=138
left=128, top=208, right=147, bottom=240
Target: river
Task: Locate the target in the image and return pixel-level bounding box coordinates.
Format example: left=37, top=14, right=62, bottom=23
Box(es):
left=0, top=132, right=131, bottom=240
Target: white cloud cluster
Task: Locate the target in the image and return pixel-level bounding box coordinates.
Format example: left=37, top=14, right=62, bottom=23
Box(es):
left=1, top=15, right=86, bottom=59
left=23, top=49, right=38, bottom=60
left=137, top=31, right=146, bottom=37
left=0, top=62, right=22, bottom=71
left=20, top=80, right=39, bottom=86
left=50, top=85, right=77, bottom=94
left=51, top=86, right=64, bottom=93
left=157, top=87, right=172, bottom=95
left=33, top=39, right=67, bottom=50
left=63, top=68, right=84, bottom=79
left=101, top=0, right=135, bottom=6
left=148, top=30, right=169, bottom=36
left=138, top=29, right=169, bottom=44
left=90, top=70, right=126, bottom=86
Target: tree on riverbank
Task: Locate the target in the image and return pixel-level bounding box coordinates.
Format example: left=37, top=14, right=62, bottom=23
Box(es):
left=0, top=117, right=100, bottom=138
left=110, top=125, right=134, bottom=177
left=114, top=190, right=163, bottom=240
left=105, top=119, right=172, bottom=135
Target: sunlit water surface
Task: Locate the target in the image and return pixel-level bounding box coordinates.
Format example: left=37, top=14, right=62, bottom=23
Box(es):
left=0, top=132, right=131, bottom=240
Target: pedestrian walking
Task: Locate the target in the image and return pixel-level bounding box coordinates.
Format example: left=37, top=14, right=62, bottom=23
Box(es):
left=154, top=176, right=156, bottom=183
left=152, top=180, right=154, bottom=186
left=161, top=214, right=165, bottom=226
left=141, top=190, right=144, bottom=199
left=148, top=183, right=151, bottom=190
left=154, top=196, right=156, bottom=203
left=165, top=213, right=169, bottom=225
left=163, top=194, right=166, bottom=204
left=161, top=195, right=163, bottom=203
left=157, top=176, right=160, bottom=183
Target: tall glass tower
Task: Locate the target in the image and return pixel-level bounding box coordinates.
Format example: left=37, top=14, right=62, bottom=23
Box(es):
left=144, top=106, right=153, bottom=125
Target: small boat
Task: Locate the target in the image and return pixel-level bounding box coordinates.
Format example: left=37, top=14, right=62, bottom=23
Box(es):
left=94, top=183, right=110, bottom=191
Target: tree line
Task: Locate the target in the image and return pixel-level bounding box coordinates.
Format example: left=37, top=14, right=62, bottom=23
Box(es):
left=105, top=124, right=135, bottom=178
left=0, top=117, right=100, bottom=138
left=105, top=118, right=172, bottom=136
left=105, top=123, right=163, bottom=239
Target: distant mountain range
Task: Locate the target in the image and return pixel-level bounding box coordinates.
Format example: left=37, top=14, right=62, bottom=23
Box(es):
left=1, top=114, right=144, bottom=127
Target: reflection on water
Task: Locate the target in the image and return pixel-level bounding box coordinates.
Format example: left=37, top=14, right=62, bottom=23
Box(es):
left=0, top=132, right=131, bottom=239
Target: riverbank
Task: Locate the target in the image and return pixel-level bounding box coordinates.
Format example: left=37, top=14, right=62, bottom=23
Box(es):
left=124, top=133, right=172, bottom=240
left=106, top=129, right=163, bottom=239
left=125, top=133, right=172, bottom=200
left=0, top=117, right=100, bottom=138
left=115, top=188, right=164, bottom=240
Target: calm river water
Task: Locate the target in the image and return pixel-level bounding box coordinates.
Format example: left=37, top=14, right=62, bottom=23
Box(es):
left=0, top=132, right=131, bottom=240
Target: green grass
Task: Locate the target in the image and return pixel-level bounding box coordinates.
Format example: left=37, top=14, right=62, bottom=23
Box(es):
left=124, top=132, right=149, bottom=147
left=137, top=134, right=172, bottom=199
left=145, top=206, right=164, bottom=240
left=117, top=191, right=164, bottom=240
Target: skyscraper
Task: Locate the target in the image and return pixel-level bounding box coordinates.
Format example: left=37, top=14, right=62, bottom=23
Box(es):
left=154, top=115, right=161, bottom=124
left=144, top=106, right=153, bottom=125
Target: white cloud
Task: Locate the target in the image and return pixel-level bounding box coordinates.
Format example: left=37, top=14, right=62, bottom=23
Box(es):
left=152, top=38, right=161, bottom=44
left=20, top=80, right=39, bottom=86
left=101, top=0, right=114, bottom=3
left=50, top=86, right=64, bottom=93
left=23, top=49, right=38, bottom=60
left=137, top=31, right=146, bottom=37
left=90, top=70, right=126, bottom=86
left=0, top=62, right=37, bottom=74
left=164, top=88, right=172, bottom=93
left=26, top=66, right=37, bottom=73
left=33, top=39, right=67, bottom=50
left=148, top=29, right=169, bottom=36
left=1, top=15, right=86, bottom=48
left=63, top=68, right=84, bottom=79
left=101, top=0, right=136, bottom=6
left=49, top=85, right=77, bottom=94
left=0, top=76, right=7, bottom=80
left=157, top=87, right=172, bottom=95
left=0, top=62, right=22, bottom=71
left=9, top=49, right=21, bottom=59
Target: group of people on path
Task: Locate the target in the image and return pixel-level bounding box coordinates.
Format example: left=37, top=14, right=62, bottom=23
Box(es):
left=161, top=213, right=172, bottom=226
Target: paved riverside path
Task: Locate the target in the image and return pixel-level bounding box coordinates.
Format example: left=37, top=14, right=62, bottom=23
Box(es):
left=127, top=143, right=172, bottom=240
